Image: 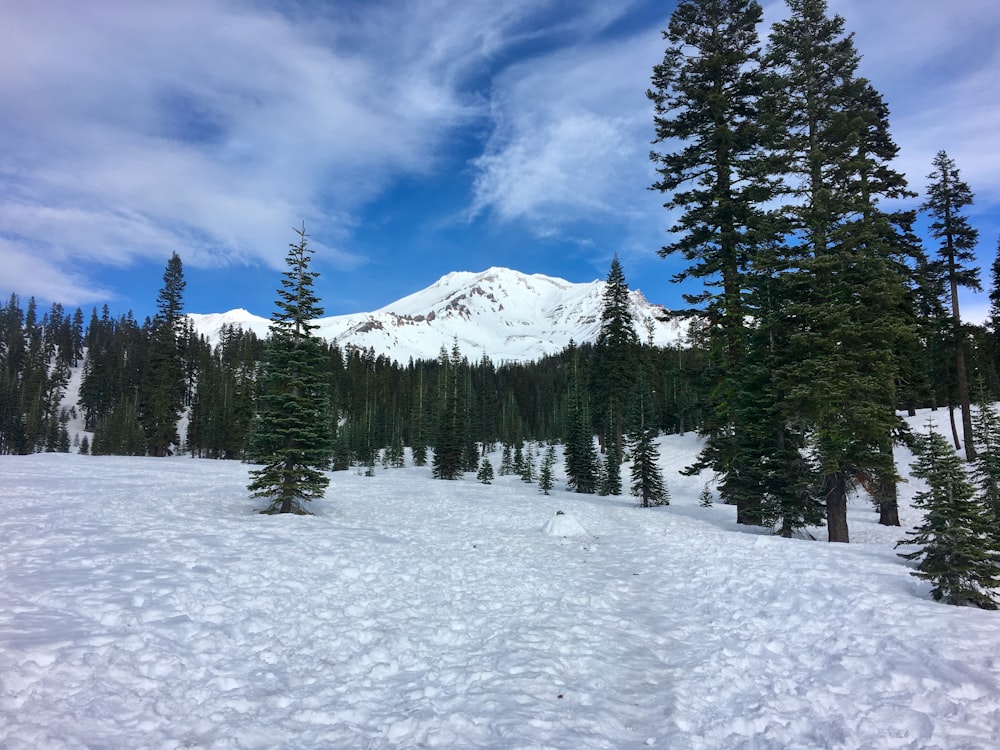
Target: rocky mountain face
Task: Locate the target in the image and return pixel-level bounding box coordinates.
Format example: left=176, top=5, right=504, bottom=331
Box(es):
left=188, top=267, right=684, bottom=363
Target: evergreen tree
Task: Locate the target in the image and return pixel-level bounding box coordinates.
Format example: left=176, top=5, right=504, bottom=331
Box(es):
left=699, top=484, right=713, bottom=507
left=971, top=398, right=1000, bottom=548
left=247, top=225, right=333, bottom=514
left=648, top=0, right=777, bottom=525
left=79, top=434, right=90, bottom=455
left=477, top=457, right=495, bottom=484
left=432, top=343, right=466, bottom=480
left=628, top=379, right=669, bottom=507
left=140, top=252, right=187, bottom=456
left=499, top=443, right=515, bottom=475
left=764, top=0, right=914, bottom=542
left=922, top=151, right=981, bottom=460
left=591, top=255, right=639, bottom=457
left=539, top=445, right=556, bottom=495
left=598, top=440, right=622, bottom=496
left=897, top=428, right=999, bottom=609
left=564, top=344, right=598, bottom=494
left=520, top=442, right=535, bottom=483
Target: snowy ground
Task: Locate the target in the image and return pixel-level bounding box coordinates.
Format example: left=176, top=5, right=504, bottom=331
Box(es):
left=2, top=411, right=1000, bottom=749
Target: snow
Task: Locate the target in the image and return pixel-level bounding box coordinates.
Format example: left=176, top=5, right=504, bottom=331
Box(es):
left=2, top=412, right=1000, bottom=748
left=187, top=267, right=687, bottom=363
left=542, top=510, right=590, bottom=537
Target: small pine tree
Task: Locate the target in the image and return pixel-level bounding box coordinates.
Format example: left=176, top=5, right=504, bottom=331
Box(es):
left=539, top=445, right=556, bottom=495
left=499, top=444, right=515, bottom=475
left=897, top=427, right=1000, bottom=609
left=628, top=379, right=669, bottom=507
left=970, top=399, right=1000, bottom=548
left=477, top=457, right=495, bottom=484
left=411, top=442, right=428, bottom=467
left=598, top=441, right=622, bottom=496
left=79, top=434, right=90, bottom=455
left=520, top=443, right=535, bottom=483
left=513, top=441, right=525, bottom=477
left=699, top=484, right=713, bottom=507
left=388, top=434, right=406, bottom=468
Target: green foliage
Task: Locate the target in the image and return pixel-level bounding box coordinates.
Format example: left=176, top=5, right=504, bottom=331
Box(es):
left=564, top=344, right=598, bottom=494
left=591, top=256, right=640, bottom=454
left=139, top=252, right=188, bottom=456
left=520, top=442, right=535, bottom=483
left=922, top=150, right=981, bottom=459
left=628, top=379, right=669, bottom=507
left=897, top=427, right=1000, bottom=609
left=699, top=484, right=713, bottom=507
left=598, top=440, right=622, bottom=497
left=971, top=399, right=1000, bottom=547
left=476, top=457, right=495, bottom=485
left=539, top=445, right=556, bottom=495
left=247, top=225, right=333, bottom=514
left=432, top=344, right=468, bottom=480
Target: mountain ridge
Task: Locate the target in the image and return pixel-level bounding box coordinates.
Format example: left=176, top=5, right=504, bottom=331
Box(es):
left=188, top=267, right=684, bottom=363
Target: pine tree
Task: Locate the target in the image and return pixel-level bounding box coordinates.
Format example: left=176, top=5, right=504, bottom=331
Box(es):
left=592, top=255, right=639, bottom=457
left=247, top=225, right=333, bottom=514
left=519, top=442, right=536, bottom=483
left=648, top=0, right=777, bottom=525
left=499, top=443, right=515, bottom=475
left=140, top=252, right=187, bottom=456
left=539, top=445, right=556, bottom=495
left=764, top=0, right=914, bottom=542
left=477, top=457, right=495, bottom=484
left=897, top=428, right=999, bottom=609
left=564, top=344, right=598, bottom=494
left=598, top=440, right=622, bottom=496
left=922, top=151, right=982, bottom=460
left=432, top=343, right=466, bottom=480
left=971, top=398, right=1000, bottom=547
left=628, top=379, right=669, bottom=507
left=699, top=484, right=713, bottom=507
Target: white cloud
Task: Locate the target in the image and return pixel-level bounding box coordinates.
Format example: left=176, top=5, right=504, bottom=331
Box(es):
left=469, top=33, right=666, bottom=236
left=0, top=0, right=528, bottom=303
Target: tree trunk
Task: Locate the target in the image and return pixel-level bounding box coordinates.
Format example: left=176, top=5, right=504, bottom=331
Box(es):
left=956, top=339, right=977, bottom=461
left=825, top=471, right=849, bottom=543
left=877, top=474, right=901, bottom=526
left=948, top=403, right=962, bottom=451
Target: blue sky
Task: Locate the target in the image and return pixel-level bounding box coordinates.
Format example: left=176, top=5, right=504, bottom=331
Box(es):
left=2, top=0, right=999, bottom=323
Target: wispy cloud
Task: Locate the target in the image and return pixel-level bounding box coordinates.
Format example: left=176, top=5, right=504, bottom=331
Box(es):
left=469, top=33, right=666, bottom=240
left=0, top=0, right=536, bottom=305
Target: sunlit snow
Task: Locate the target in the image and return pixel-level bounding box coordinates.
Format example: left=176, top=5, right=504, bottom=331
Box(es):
left=1, top=409, right=999, bottom=748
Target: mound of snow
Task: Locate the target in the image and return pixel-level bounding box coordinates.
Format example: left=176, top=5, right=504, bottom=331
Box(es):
left=541, top=510, right=589, bottom=537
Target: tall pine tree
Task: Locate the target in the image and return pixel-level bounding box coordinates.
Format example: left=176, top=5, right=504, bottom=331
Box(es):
left=247, top=225, right=333, bottom=514
left=591, top=255, right=639, bottom=459
left=922, top=150, right=981, bottom=460
left=648, top=0, right=777, bottom=524
left=764, top=0, right=913, bottom=542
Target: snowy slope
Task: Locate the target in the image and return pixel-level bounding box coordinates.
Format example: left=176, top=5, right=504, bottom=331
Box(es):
left=188, top=267, right=686, bottom=362
left=2, top=407, right=999, bottom=749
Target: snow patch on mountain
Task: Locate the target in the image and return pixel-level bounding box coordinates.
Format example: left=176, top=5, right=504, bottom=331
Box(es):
left=188, top=268, right=685, bottom=362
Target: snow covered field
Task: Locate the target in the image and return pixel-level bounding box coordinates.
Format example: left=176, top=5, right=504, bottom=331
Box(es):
left=2, top=414, right=1000, bottom=748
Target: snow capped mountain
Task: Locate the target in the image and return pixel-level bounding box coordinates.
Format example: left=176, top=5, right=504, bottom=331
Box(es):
left=188, top=267, right=685, bottom=363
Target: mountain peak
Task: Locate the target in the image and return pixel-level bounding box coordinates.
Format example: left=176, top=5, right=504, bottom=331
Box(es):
left=189, top=267, right=683, bottom=363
